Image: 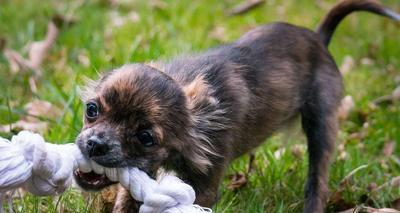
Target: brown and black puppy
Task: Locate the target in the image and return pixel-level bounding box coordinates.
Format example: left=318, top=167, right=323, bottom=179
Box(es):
left=73, top=1, right=400, bottom=212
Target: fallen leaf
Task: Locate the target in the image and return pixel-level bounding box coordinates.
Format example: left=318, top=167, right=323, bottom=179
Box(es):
left=347, top=122, right=369, bottom=141
left=367, top=182, right=378, bottom=192
left=210, top=26, right=227, bottom=42
left=3, top=48, right=31, bottom=73
left=127, top=11, right=140, bottom=23
left=372, top=176, right=400, bottom=193
left=274, top=147, right=285, bottom=160
left=108, top=0, right=119, bottom=7
left=0, top=100, right=59, bottom=134
left=382, top=141, right=395, bottom=157
left=227, top=0, right=265, bottom=16
left=329, top=165, right=369, bottom=210
left=0, top=118, right=48, bottom=134
left=291, top=144, right=306, bottom=159
left=28, top=21, right=59, bottom=73
left=149, top=0, right=167, bottom=10
left=373, top=86, right=400, bottom=106
left=109, top=11, right=140, bottom=28
left=78, top=51, right=90, bottom=67
left=393, top=86, right=400, bottom=99
left=338, top=206, right=400, bottom=213
left=391, top=156, right=400, bottom=167
left=338, top=95, right=355, bottom=121
left=337, top=142, right=348, bottom=161
left=228, top=172, right=248, bottom=190
left=28, top=76, right=38, bottom=94
left=2, top=15, right=73, bottom=78
left=340, top=55, right=355, bottom=75
left=360, top=57, right=375, bottom=66
left=0, top=188, right=26, bottom=201
left=395, top=76, right=400, bottom=84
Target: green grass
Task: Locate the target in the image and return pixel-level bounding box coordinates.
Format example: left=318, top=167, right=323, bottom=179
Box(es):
left=1, top=0, right=400, bottom=212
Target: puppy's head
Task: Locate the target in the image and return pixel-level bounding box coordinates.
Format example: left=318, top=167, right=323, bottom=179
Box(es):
left=74, top=64, right=215, bottom=190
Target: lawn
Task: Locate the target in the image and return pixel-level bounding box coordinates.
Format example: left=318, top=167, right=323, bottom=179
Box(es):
left=0, top=0, right=399, bottom=212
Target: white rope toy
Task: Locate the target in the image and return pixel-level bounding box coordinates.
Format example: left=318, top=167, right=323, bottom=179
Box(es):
left=0, top=131, right=211, bottom=213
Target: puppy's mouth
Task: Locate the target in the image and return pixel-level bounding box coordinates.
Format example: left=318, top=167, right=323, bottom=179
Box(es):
left=73, top=161, right=120, bottom=191
left=74, top=170, right=115, bottom=190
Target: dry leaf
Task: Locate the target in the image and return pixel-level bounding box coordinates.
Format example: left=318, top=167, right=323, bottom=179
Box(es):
left=367, top=182, right=378, bottom=192
left=149, top=0, right=167, bottom=10
left=0, top=100, right=59, bottom=134
left=127, top=11, right=140, bottom=23
left=329, top=165, right=369, bottom=210
left=339, top=206, right=400, bottom=213
left=0, top=188, right=26, bottom=201
left=347, top=122, right=369, bottom=141
left=0, top=120, right=48, bottom=134
left=393, top=86, right=400, bottom=99
left=360, top=57, right=375, bottom=66
left=25, top=99, right=58, bottom=121
left=228, top=172, right=248, bottom=190
left=337, top=143, right=348, bottom=161
left=382, top=141, right=395, bottom=157
left=28, top=21, right=59, bottom=73
left=78, top=51, right=90, bottom=67
left=2, top=15, right=73, bottom=77
left=210, top=26, right=227, bottom=42
left=394, top=76, right=400, bottom=84
left=291, top=144, right=306, bottom=159
left=274, top=147, right=285, bottom=160
left=109, top=11, right=140, bottom=28
left=340, top=55, right=355, bottom=75
left=3, top=48, right=31, bottom=73
left=227, top=0, right=265, bottom=16
left=373, top=86, right=400, bottom=106
left=338, top=95, right=355, bottom=121
left=372, top=176, right=400, bottom=193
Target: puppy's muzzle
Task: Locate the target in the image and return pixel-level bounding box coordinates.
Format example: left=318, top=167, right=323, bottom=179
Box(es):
left=87, top=136, right=109, bottom=157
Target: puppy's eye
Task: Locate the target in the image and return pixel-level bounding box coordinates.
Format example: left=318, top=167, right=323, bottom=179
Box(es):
left=86, top=102, right=99, bottom=120
left=137, top=130, right=155, bottom=147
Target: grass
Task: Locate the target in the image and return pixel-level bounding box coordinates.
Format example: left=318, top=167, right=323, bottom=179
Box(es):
left=0, top=0, right=399, bottom=212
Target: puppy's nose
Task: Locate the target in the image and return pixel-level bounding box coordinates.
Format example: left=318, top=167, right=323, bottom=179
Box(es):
left=87, top=136, right=109, bottom=157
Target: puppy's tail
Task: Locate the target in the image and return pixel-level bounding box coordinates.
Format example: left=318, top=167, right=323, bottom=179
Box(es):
left=317, top=0, right=400, bottom=46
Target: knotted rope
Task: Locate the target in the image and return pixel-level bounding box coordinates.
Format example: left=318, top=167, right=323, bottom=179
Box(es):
left=0, top=131, right=211, bottom=213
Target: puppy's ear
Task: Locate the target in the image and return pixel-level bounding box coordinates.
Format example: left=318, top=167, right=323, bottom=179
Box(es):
left=180, top=75, right=226, bottom=174
left=183, top=75, right=218, bottom=109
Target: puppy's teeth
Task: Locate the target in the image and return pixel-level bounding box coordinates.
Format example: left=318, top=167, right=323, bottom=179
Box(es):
left=105, top=168, right=118, bottom=182
left=77, top=159, right=92, bottom=173
left=91, top=160, right=104, bottom=174
left=118, top=168, right=130, bottom=188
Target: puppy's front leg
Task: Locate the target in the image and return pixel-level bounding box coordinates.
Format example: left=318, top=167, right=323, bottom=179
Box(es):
left=192, top=165, right=227, bottom=207
left=113, top=185, right=140, bottom=213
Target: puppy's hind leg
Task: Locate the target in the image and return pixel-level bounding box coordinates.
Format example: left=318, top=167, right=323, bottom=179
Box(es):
left=300, top=66, right=342, bottom=213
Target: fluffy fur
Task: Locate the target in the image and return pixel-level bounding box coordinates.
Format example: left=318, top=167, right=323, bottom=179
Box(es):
left=74, top=1, right=400, bottom=212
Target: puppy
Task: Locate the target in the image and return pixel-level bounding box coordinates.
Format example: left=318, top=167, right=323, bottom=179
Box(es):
left=74, top=0, right=400, bottom=212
